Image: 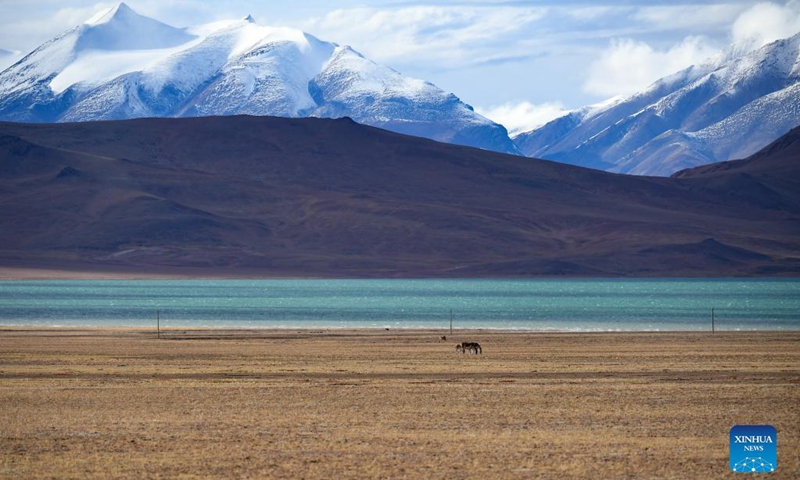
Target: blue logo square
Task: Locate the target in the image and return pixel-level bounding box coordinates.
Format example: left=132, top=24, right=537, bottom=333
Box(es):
left=730, top=425, right=777, bottom=473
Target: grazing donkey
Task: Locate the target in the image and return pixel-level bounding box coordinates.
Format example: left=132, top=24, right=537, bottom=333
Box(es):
left=455, top=342, right=482, bottom=354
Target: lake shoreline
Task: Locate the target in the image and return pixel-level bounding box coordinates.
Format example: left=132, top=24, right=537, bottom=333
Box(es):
left=4, top=265, right=800, bottom=281
left=2, top=326, right=799, bottom=334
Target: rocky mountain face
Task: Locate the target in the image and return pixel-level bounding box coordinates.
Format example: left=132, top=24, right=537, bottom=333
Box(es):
left=514, top=34, right=800, bottom=176
left=0, top=3, right=519, bottom=155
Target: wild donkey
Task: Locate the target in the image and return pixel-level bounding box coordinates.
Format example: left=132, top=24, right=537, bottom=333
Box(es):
left=455, top=342, right=482, bottom=354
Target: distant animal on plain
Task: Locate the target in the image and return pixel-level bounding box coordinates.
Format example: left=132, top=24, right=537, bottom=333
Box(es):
left=440, top=335, right=447, bottom=341
left=456, top=342, right=482, bottom=354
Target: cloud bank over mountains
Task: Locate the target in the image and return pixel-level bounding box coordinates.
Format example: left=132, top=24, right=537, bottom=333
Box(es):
left=583, top=36, right=721, bottom=98
left=583, top=1, right=800, bottom=96
left=476, top=102, right=568, bottom=136
left=732, top=1, right=800, bottom=47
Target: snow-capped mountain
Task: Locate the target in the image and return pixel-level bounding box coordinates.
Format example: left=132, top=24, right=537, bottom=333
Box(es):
left=0, top=3, right=519, bottom=155
left=514, top=34, right=800, bottom=176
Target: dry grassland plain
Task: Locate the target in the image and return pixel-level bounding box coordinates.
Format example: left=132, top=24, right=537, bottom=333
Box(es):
left=0, top=329, right=798, bottom=479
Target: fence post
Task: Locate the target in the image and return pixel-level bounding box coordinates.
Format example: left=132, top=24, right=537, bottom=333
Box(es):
left=711, top=307, right=715, bottom=333
left=450, top=309, right=453, bottom=335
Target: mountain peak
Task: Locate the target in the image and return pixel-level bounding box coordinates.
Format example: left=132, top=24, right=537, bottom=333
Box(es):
left=243, top=15, right=256, bottom=24
left=77, top=3, right=195, bottom=51
left=85, top=2, right=135, bottom=26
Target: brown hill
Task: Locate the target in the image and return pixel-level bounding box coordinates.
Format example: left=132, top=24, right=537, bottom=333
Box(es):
left=672, top=125, right=800, bottom=211
left=1, top=116, right=798, bottom=277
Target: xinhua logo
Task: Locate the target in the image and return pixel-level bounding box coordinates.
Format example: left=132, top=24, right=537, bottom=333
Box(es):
left=730, top=425, right=777, bottom=473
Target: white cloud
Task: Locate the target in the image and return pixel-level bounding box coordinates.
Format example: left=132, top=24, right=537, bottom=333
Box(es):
left=564, top=6, right=625, bottom=22
left=0, top=48, right=21, bottom=70
left=0, top=3, right=112, bottom=51
left=477, top=101, right=568, bottom=135
left=633, top=5, right=745, bottom=32
left=302, top=6, right=546, bottom=68
left=731, top=1, right=800, bottom=48
left=582, top=36, right=720, bottom=97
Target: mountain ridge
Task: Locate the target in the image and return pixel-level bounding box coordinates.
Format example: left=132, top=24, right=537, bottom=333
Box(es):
left=0, top=3, right=519, bottom=155
left=514, top=33, right=800, bottom=176
left=1, top=115, right=798, bottom=278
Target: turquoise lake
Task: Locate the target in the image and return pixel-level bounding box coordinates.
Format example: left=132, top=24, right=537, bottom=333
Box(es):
left=0, top=279, right=798, bottom=331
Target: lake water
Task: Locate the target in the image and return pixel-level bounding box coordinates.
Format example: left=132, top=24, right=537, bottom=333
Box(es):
left=0, top=279, right=798, bottom=331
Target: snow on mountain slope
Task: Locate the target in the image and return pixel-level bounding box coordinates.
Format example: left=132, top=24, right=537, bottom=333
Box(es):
left=58, top=17, right=332, bottom=121
left=623, top=81, right=800, bottom=176
left=309, top=46, right=518, bottom=152
left=179, top=19, right=336, bottom=118
left=514, top=33, right=800, bottom=175
left=0, top=3, right=518, bottom=155
left=49, top=3, right=198, bottom=96
left=0, top=3, right=196, bottom=122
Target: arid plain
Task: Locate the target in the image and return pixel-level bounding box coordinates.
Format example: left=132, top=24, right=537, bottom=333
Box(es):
left=0, top=329, right=798, bottom=479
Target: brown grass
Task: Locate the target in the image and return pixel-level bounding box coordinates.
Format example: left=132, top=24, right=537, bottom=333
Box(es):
left=0, top=329, right=798, bottom=479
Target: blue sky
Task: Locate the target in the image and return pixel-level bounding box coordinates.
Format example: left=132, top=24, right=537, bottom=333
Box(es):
left=1, top=1, right=798, bottom=132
